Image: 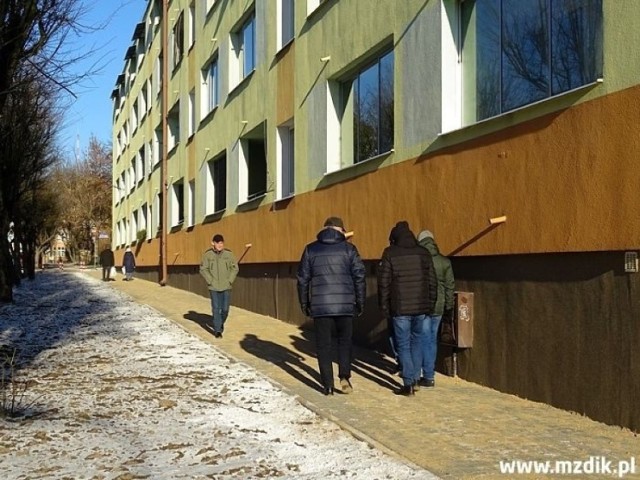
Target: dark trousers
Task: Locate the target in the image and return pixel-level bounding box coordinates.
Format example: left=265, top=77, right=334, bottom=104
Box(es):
left=102, top=266, right=111, bottom=281
left=313, top=316, right=353, bottom=388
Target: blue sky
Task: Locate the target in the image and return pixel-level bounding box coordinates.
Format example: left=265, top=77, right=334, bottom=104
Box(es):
left=60, top=0, right=147, bottom=160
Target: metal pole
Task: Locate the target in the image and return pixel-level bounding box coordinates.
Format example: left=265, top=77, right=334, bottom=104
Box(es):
left=160, top=0, right=169, bottom=286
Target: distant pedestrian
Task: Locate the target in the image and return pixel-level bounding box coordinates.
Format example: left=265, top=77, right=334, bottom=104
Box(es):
left=57, top=256, right=64, bottom=271
left=122, top=246, right=136, bottom=281
left=199, top=234, right=239, bottom=338
left=377, top=221, right=437, bottom=396
left=416, top=230, right=455, bottom=388
left=99, top=246, right=115, bottom=281
left=297, top=217, right=366, bottom=396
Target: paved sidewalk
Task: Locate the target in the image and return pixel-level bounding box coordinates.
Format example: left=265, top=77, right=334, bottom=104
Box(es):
left=81, top=269, right=639, bottom=479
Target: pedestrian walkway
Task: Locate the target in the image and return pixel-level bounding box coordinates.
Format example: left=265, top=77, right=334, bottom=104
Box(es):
left=82, top=269, right=639, bottom=479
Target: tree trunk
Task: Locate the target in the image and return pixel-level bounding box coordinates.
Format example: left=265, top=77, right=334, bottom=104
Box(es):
left=0, top=234, right=14, bottom=303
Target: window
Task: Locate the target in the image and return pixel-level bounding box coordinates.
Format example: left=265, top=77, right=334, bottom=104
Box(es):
left=154, top=53, right=163, bottom=97
left=239, top=133, right=266, bottom=204
left=130, top=210, right=138, bottom=244
left=201, top=55, right=219, bottom=117
left=140, top=203, right=148, bottom=234
left=188, top=2, right=196, bottom=49
left=277, top=0, right=295, bottom=50
left=171, top=12, right=184, bottom=70
left=139, top=84, right=147, bottom=121
left=171, top=180, right=185, bottom=227
left=276, top=122, right=294, bottom=199
left=167, top=102, right=180, bottom=151
left=131, top=100, right=138, bottom=133
left=230, top=12, right=256, bottom=89
left=137, top=146, right=145, bottom=181
left=205, top=153, right=227, bottom=214
left=153, top=126, right=162, bottom=167
left=188, top=89, right=196, bottom=137
left=329, top=49, right=394, bottom=171
left=458, top=0, right=602, bottom=125
left=187, top=180, right=195, bottom=227
left=129, top=163, right=136, bottom=193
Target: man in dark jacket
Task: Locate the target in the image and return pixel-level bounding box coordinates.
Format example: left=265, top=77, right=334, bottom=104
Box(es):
left=99, top=246, right=115, bottom=281
left=297, top=217, right=366, bottom=396
left=378, top=221, right=437, bottom=395
left=417, top=230, right=455, bottom=387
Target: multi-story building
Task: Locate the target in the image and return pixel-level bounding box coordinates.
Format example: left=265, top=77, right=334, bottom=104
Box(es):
left=112, top=0, right=639, bottom=431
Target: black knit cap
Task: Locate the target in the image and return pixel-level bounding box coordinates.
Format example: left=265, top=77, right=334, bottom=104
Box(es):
left=323, top=216, right=345, bottom=230
left=212, top=234, right=224, bottom=243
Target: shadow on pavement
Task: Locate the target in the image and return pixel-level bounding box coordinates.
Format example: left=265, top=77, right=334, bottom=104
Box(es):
left=183, top=310, right=213, bottom=332
left=291, top=329, right=403, bottom=392
left=239, top=333, right=324, bottom=393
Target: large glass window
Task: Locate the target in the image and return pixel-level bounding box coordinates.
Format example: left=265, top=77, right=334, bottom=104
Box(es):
left=241, top=14, right=256, bottom=77
left=347, top=50, right=394, bottom=163
left=201, top=56, right=219, bottom=117
left=461, top=0, right=602, bottom=124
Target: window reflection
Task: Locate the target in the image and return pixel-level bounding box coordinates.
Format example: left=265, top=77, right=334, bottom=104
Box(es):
left=462, top=0, right=602, bottom=125
left=350, top=50, right=394, bottom=164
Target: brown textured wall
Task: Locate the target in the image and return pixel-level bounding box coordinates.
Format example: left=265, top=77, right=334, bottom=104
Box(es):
left=451, top=252, right=640, bottom=432
left=133, top=251, right=640, bottom=432
left=119, top=84, right=640, bottom=268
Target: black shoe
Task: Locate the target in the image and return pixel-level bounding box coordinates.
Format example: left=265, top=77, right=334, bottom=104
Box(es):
left=418, top=378, right=435, bottom=388
left=394, top=385, right=415, bottom=396
left=322, top=386, right=334, bottom=396
left=339, top=378, right=353, bottom=394
left=214, top=331, right=222, bottom=338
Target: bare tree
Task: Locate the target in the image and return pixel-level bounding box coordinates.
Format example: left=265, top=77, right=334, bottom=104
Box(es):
left=53, top=137, right=112, bottom=264
left=0, top=0, right=92, bottom=302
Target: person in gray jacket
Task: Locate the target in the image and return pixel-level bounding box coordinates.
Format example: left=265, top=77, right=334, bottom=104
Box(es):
left=199, top=234, right=239, bottom=338
left=417, top=230, right=455, bottom=387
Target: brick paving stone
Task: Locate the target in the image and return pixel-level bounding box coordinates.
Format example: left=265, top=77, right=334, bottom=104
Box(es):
left=81, top=269, right=640, bottom=479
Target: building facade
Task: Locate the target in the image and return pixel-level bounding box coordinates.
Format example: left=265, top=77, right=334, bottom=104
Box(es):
left=111, top=0, right=640, bottom=431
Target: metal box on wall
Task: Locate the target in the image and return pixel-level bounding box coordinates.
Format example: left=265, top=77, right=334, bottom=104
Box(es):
left=454, top=291, right=474, bottom=348
left=440, top=291, right=474, bottom=348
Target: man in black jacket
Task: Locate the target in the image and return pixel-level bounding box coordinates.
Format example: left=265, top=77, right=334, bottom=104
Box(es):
left=378, top=221, right=437, bottom=395
left=297, top=217, right=366, bottom=396
left=99, top=246, right=115, bottom=281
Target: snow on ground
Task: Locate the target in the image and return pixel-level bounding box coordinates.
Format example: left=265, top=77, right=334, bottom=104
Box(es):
left=0, top=271, right=435, bottom=479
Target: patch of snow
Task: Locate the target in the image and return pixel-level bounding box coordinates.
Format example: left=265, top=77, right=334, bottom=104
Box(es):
left=0, top=272, right=436, bottom=479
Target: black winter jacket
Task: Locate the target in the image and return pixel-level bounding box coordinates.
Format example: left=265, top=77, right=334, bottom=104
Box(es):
left=297, top=227, right=366, bottom=318
left=377, top=224, right=437, bottom=317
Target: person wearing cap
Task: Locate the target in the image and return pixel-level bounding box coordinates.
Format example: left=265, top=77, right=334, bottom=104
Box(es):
left=377, top=221, right=437, bottom=396
left=122, top=246, right=136, bottom=281
left=297, top=216, right=366, bottom=396
left=199, top=234, right=239, bottom=338
left=416, top=229, right=455, bottom=387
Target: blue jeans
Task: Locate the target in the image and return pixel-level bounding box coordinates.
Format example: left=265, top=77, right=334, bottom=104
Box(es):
left=420, top=314, right=442, bottom=381
left=209, top=290, right=230, bottom=333
left=393, top=315, right=425, bottom=386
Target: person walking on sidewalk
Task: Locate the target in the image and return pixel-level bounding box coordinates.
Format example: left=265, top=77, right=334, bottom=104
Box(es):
left=297, top=216, right=366, bottom=396
left=99, top=246, right=115, bottom=281
left=199, top=234, right=239, bottom=338
left=122, top=246, right=136, bottom=281
left=378, top=221, right=437, bottom=396
left=417, top=229, right=455, bottom=388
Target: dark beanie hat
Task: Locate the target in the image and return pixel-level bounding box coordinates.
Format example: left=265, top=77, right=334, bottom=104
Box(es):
left=389, top=221, right=412, bottom=244
left=212, top=234, right=224, bottom=243
left=324, top=216, right=345, bottom=230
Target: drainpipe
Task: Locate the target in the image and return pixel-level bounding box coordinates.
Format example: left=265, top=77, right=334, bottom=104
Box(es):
left=160, top=0, right=169, bottom=286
